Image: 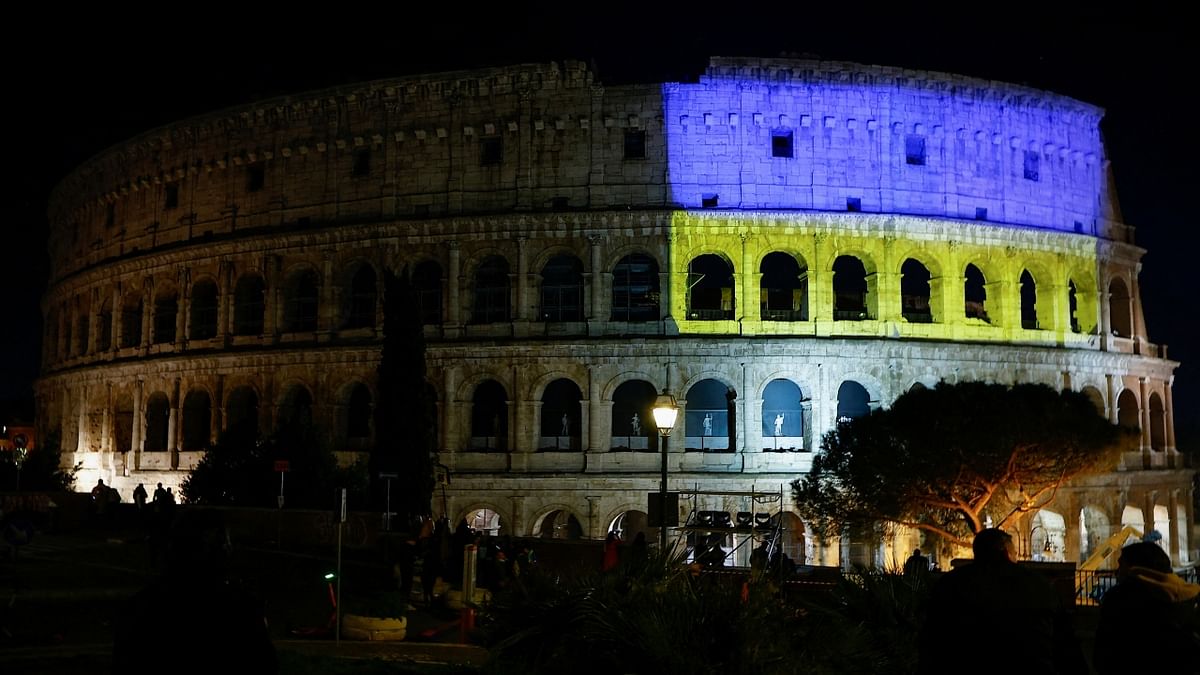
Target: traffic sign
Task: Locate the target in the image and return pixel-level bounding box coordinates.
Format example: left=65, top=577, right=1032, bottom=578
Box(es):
left=274, top=460, right=290, bottom=472
left=378, top=472, right=398, bottom=479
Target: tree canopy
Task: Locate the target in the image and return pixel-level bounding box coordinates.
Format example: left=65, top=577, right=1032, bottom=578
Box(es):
left=793, top=381, right=1129, bottom=549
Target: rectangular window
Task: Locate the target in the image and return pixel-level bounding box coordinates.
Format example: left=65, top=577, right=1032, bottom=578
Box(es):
left=905, top=135, right=926, bottom=165
left=1023, top=150, right=1039, bottom=181
left=701, top=194, right=719, bottom=208
left=246, top=165, right=265, bottom=192
left=164, top=184, right=179, bottom=210
left=551, top=196, right=569, bottom=211
left=480, top=137, right=503, bottom=166
left=352, top=148, right=371, bottom=177
left=771, top=130, right=794, bottom=158
left=846, top=197, right=861, bottom=212
left=106, top=203, right=116, bottom=229
left=624, top=130, right=646, bottom=159
left=975, top=207, right=988, bottom=220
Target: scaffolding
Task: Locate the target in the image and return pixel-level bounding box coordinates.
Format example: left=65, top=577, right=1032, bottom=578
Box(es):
left=676, top=485, right=788, bottom=582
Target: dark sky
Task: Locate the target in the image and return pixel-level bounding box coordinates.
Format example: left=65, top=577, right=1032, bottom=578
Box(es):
left=3, top=15, right=1195, bottom=444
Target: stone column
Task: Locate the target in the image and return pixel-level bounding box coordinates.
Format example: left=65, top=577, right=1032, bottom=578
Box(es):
left=176, top=267, right=189, bottom=349
left=87, top=288, right=100, bottom=355
left=1064, top=494, right=1081, bottom=563
left=319, top=250, right=335, bottom=340
left=213, top=375, right=225, bottom=441
left=132, top=380, right=144, bottom=470
left=442, top=366, right=459, bottom=458
left=1168, top=490, right=1181, bottom=564
left=1142, top=492, right=1156, bottom=542
left=101, top=383, right=112, bottom=454
left=446, top=242, right=461, bottom=334
left=509, top=495, right=526, bottom=537
left=738, top=232, right=756, bottom=325
left=1130, top=270, right=1145, bottom=355
left=586, top=495, right=602, bottom=539
left=141, top=277, right=153, bottom=351
left=1100, top=283, right=1112, bottom=350
left=110, top=284, right=122, bottom=352
left=1165, top=380, right=1177, bottom=452
left=1105, top=373, right=1118, bottom=424
left=217, top=259, right=232, bottom=343
left=264, top=255, right=280, bottom=344
left=587, top=366, right=604, bottom=453
left=588, top=234, right=604, bottom=334
left=76, top=383, right=88, bottom=453
left=514, top=237, right=530, bottom=330
left=168, top=378, right=181, bottom=469
left=1139, top=377, right=1151, bottom=456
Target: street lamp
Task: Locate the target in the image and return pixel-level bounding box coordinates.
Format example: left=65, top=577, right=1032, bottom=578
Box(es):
left=652, top=389, right=679, bottom=549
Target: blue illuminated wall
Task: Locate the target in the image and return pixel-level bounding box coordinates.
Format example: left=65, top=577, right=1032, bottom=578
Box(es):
left=662, top=58, right=1108, bottom=233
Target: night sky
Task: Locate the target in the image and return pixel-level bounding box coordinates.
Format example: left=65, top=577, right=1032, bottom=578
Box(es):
left=3, top=16, right=1194, bottom=447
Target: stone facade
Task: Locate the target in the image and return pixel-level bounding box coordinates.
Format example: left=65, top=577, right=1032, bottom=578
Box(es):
left=38, top=58, right=1193, bottom=568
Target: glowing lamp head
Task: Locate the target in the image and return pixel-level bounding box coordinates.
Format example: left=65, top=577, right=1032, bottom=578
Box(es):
left=652, top=391, right=679, bottom=436
left=324, top=572, right=336, bottom=581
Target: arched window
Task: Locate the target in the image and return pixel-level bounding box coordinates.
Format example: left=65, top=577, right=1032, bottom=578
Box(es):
left=1149, top=393, right=1165, bottom=452
left=964, top=264, right=988, bottom=322
left=347, top=384, right=372, bottom=439
left=1069, top=276, right=1097, bottom=335
left=121, top=296, right=143, bottom=348
left=75, top=303, right=90, bottom=355
left=233, top=275, right=266, bottom=336
left=113, top=394, right=133, bottom=453
left=1081, top=386, right=1106, bottom=417
left=153, top=289, right=178, bottom=344
left=276, top=386, right=314, bottom=437
left=539, top=379, right=582, bottom=450
left=344, top=265, right=377, bottom=329
left=284, top=270, right=319, bottom=333
left=144, top=393, right=170, bottom=452
left=900, top=259, right=932, bottom=323
left=182, top=390, right=212, bottom=451
left=62, top=305, right=72, bottom=357
left=97, top=297, right=113, bottom=352
left=762, top=379, right=803, bottom=451
left=760, top=252, right=807, bottom=321
left=470, top=380, right=508, bottom=450
left=836, top=381, right=871, bottom=422
left=687, top=254, right=734, bottom=320
left=539, top=255, right=584, bottom=322
left=190, top=280, right=219, bottom=340
left=535, top=509, right=584, bottom=539
left=413, top=261, right=443, bottom=325
left=611, top=253, right=659, bottom=322
left=610, top=379, right=659, bottom=451
left=1109, top=278, right=1132, bottom=338
left=832, top=256, right=869, bottom=320
left=226, top=387, right=259, bottom=440
left=1020, top=270, right=1038, bottom=330
left=685, top=378, right=734, bottom=451
left=1116, top=389, right=1139, bottom=433
left=472, top=256, right=510, bottom=324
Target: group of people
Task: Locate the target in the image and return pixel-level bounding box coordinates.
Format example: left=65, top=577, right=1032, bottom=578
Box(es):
left=393, top=518, right=540, bottom=608
left=918, top=528, right=1199, bottom=674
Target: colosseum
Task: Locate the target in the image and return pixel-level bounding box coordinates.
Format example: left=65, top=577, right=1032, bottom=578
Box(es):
left=38, top=57, right=1194, bottom=568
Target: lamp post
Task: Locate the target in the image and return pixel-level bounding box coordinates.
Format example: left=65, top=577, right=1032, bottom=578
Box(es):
left=652, top=389, right=679, bottom=549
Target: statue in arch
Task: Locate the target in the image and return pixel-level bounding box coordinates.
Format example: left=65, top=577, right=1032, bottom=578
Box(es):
left=561, top=413, right=569, bottom=436
left=631, top=413, right=641, bottom=437
left=774, top=413, right=785, bottom=437
left=703, top=413, right=713, bottom=437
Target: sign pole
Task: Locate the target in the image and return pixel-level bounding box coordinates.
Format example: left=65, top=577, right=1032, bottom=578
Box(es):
left=336, top=487, right=346, bottom=645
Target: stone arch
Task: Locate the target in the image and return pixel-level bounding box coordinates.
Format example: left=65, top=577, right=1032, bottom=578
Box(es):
left=411, top=259, right=443, bottom=325
left=601, top=370, right=663, bottom=401
left=225, top=385, right=260, bottom=439
left=1149, top=392, right=1166, bottom=452
left=181, top=389, right=212, bottom=451
left=1067, top=268, right=1098, bottom=334
left=530, top=243, right=588, bottom=277
left=683, top=376, right=737, bottom=450
left=539, top=378, right=583, bottom=450
left=779, top=512, right=808, bottom=565
left=836, top=380, right=874, bottom=422
left=342, top=381, right=373, bottom=442
left=1108, top=277, right=1132, bottom=338
left=471, top=254, right=511, bottom=324
left=469, top=379, right=508, bottom=451
left=341, top=260, right=378, bottom=330
left=1116, top=389, right=1140, bottom=432
left=189, top=277, right=219, bottom=340
left=760, top=251, right=809, bottom=322
left=607, top=509, right=651, bottom=543
left=282, top=266, right=320, bottom=332
left=532, top=506, right=585, bottom=539
left=610, top=252, right=660, bottom=322
left=605, top=244, right=664, bottom=275
left=152, top=282, right=179, bottom=344
left=831, top=254, right=876, bottom=320
left=610, top=378, right=660, bottom=451
left=1121, top=505, right=1144, bottom=533
left=98, top=292, right=116, bottom=351
left=761, top=378, right=805, bottom=451
left=1080, top=385, right=1106, bottom=417
left=1079, top=504, right=1111, bottom=563
left=1019, top=268, right=1040, bottom=330
left=144, top=391, right=170, bottom=452
left=74, top=294, right=91, bottom=356
left=113, top=392, right=134, bottom=453
left=538, top=253, right=585, bottom=322
left=687, top=252, right=736, bottom=320
left=963, top=262, right=990, bottom=322
left=458, top=504, right=506, bottom=536
left=1030, top=509, right=1066, bottom=562
left=275, top=383, right=314, bottom=436
left=233, top=272, right=266, bottom=336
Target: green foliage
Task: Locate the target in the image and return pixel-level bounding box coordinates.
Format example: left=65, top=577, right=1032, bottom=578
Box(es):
left=0, top=430, right=77, bottom=491
left=373, top=267, right=436, bottom=522
left=794, top=381, right=1127, bottom=547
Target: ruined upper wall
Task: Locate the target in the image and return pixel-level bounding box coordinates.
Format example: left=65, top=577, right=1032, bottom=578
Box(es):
left=46, top=58, right=1120, bottom=281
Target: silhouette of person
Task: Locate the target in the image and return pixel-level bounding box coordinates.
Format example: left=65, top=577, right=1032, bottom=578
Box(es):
left=1094, top=541, right=1200, bottom=673
left=918, top=528, right=1086, bottom=674
left=152, top=483, right=167, bottom=510
left=904, top=548, right=930, bottom=576
left=113, top=509, right=276, bottom=674
left=132, top=483, right=148, bottom=510
left=774, top=413, right=785, bottom=437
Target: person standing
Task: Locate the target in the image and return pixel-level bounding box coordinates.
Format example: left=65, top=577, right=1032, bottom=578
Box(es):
left=132, top=483, right=148, bottom=510
left=904, top=548, right=930, bottom=577
left=602, top=532, right=621, bottom=572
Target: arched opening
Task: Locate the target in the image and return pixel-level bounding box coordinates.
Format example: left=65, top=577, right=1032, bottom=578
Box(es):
left=75, top=300, right=90, bottom=355
left=611, top=253, right=659, bottom=322
left=181, top=390, right=212, bottom=451
left=609, top=510, right=650, bottom=543
left=284, top=270, right=319, bottom=333
left=760, top=252, right=808, bottom=321
left=539, top=378, right=582, bottom=450
left=539, top=254, right=584, bottom=322
left=900, top=259, right=933, bottom=323
left=346, top=384, right=372, bottom=440
left=1029, top=509, right=1066, bottom=562
left=113, top=394, right=133, bottom=453
left=343, top=264, right=377, bottom=330
left=469, top=379, right=508, bottom=451
left=685, top=378, right=734, bottom=451
left=153, top=289, right=178, bottom=344
left=964, top=263, right=989, bottom=322
left=534, top=509, right=584, bottom=539
left=226, top=387, right=259, bottom=440
left=1109, top=278, right=1132, bottom=338
left=1080, top=506, right=1111, bottom=564
left=1117, top=389, right=1140, bottom=434
left=832, top=255, right=870, bottom=320
left=61, top=305, right=71, bottom=358
left=412, top=261, right=443, bottom=325
left=610, top=379, right=659, bottom=452
left=1153, top=505, right=1171, bottom=554
left=1080, top=386, right=1106, bottom=417
left=779, top=513, right=807, bottom=566
left=762, top=379, right=804, bottom=451
left=233, top=274, right=266, bottom=336
left=1019, top=269, right=1038, bottom=330
left=836, top=381, right=872, bottom=423
left=465, top=508, right=502, bottom=537
left=1177, top=505, right=1189, bottom=564
left=1121, top=505, right=1144, bottom=535
left=472, top=255, right=510, bottom=324
left=1068, top=280, right=1080, bottom=333
left=190, top=280, right=219, bottom=340
left=144, top=393, right=170, bottom=452
left=1149, top=393, right=1165, bottom=452
left=276, top=386, right=314, bottom=438
left=687, top=254, right=734, bottom=320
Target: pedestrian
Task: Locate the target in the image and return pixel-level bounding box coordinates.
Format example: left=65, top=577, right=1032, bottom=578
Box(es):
left=917, top=528, right=1087, bottom=674
left=602, top=532, right=621, bottom=572
left=393, top=536, right=417, bottom=611
left=152, top=483, right=167, bottom=511
left=420, top=538, right=442, bottom=606
left=904, top=547, right=930, bottom=577
left=1093, top=541, right=1200, bottom=673
left=132, top=483, right=148, bottom=510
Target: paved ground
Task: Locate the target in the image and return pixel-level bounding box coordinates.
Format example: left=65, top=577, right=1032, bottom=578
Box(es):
left=1, top=522, right=488, bottom=673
